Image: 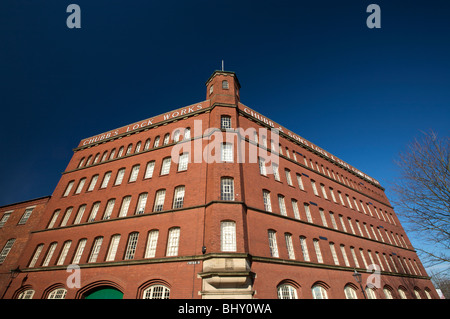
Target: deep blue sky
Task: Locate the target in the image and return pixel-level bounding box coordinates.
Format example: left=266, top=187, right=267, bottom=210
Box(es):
left=1, top=1, right=449, bottom=270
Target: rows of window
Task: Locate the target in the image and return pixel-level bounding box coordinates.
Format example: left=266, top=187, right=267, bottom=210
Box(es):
left=28, top=220, right=237, bottom=268
left=50, top=185, right=186, bottom=228
left=262, top=188, right=408, bottom=250
left=77, top=128, right=191, bottom=169
left=259, top=157, right=397, bottom=227
left=0, top=207, right=34, bottom=228
left=266, top=230, right=423, bottom=277
left=27, top=227, right=181, bottom=269
left=63, top=153, right=189, bottom=198
left=277, top=281, right=434, bottom=299
left=16, top=284, right=170, bottom=299
left=236, top=112, right=385, bottom=200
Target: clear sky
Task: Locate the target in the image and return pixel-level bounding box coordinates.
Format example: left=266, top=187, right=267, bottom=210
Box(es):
left=1, top=1, right=449, bottom=272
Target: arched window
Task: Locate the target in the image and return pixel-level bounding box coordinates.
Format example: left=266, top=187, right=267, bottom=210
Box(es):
left=268, top=230, right=279, bottom=257
left=311, top=284, right=328, bottom=299
left=173, top=186, right=185, bottom=209
left=277, top=284, right=298, bottom=299
left=143, top=285, right=170, bottom=299
left=344, top=285, right=358, bottom=299
left=383, top=285, right=394, bottom=299
left=398, top=287, right=408, bottom=299
left=166, top=227, right=180, bottom=256
left=163, top=133, right=170, bottom=145
left=48, top=288, right=67, bottom=299
left=17, top=289, right=35, bottom=299
left=222, top=80, right=229, bottom=89
left=124, top=232, right=139, bottom=260
left=365, top=287, right=377, bottom=299
left=126, top=143, right=133, bottom=155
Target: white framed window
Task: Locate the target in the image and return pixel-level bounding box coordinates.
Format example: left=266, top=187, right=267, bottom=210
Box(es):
left=222, top=80, right=229, bottom=89
left=350, top=247, right=360, bottom=268
left=93, top=153, right=100, bottom=164
left=161, top=157, right=171, bottom=175
left=268, top=230, right=279, bottom=257
left=74, top=204, right=86, bottom=224
left=172, top=186, right=185, bottom=209
left=299, top=236, right=310, bottom=261
left=118, top=148, right=124, bottom=159
left=144, top=139, right=151, bottom=151
left=313, top=239, right=323, bottom=263
left=143, top=285, right=170, bottom=299
left=115, top=168, right=126, bottom=185
left=178, top=153, right=189, bottom=171
left=88, top=237, right=103, bottom=263
left=126, top=143, right=133, bottom=155
left=0, top=238, right=16, bottom=264
left=86, top=155, right=93, bottom=166
left=136, top=193, right=148, bottom=215
left=106, top=234, right=121, bottom=262
left=292, top=199, right=300, bottom=220
left=48, top=210, right=60, bottom=229
left=344, top=286, right=358, bottom=299
left=311, top=180, right=319, bottom=196
left=329, top=242, right=339, bottom=265
left=88, top=202, right=101, bottom=222
left=166, top=227, right=180, bottom=256
left=145, top=230, right=159, bottom=258
left=72, top=239, right=87, bottom=264
left=278, top=284, right=298, bottom=299
left=221, top=221, right=236, bottom=252
left=153, top=136, right=160, bottom=148
left=221, top=116, right=231, bottom=129
left=319, top=208, right=328, bottom=227
left=100, top=172, right=112, bottom=188
left=278, top=195, right=287, bottom=216
left=263, top=190, right=272, bottom=212
left=144, top=161, right=156, bottom=178
left=0, top=212, right=11, bottom=228
left=329, top=212, right=338, bottom=230
left=312, top=285, right=328, bottom=299
left=339, top=215, right=348, bottom=232
left=304, top=203, right=313, bottom=223
left=119, top=196, right=132, bottom=217
left=63, top=181, right=74, bottom=197
left=135, top=141, right=142, bottom=153
left=42, top=242, right=57, bottom=266
left=102, top=199, right=115, bottom=220
left=18, top=208, right=34, bottom=225
left=383, top=287, right=394, bottom=299
left=258, top=157, right=267, bottom=175
left=18, top=289, right=35, bottom=299
left=124, top=232, right=139, bottom=260
left=221, top=143, right=233, bottom=162
left=153, top=189, right=166, bottom=212
left=285, top=169, right=293, bottom=186
left=296, top=174, right=304, bottom=190
left=329, top=187, right=337, bottom=202
left=75, top=178, right=86, bottom=194
left=285, top=233, right=295, bottom=259
left=129, top=165, right=140, bottom=182
left=48, top=288, right=67, bottom=299
left=163, top=133, right=170, bottom=145
left=340, top=245, right=350, bottom=267
left=272, top=163, right=280, bottom=181
left=60, top=207, right=73, bottom=227
left=87, top=175, right=98, bottom=192
left=109, top=148, right=116, bottom=160
left=220, top=177, right=234, bottom=201
left=101, top=151, right=108, bottom=162
left=28, top=244, right=44, bottom=267
left=173, top=130, right=180, bottom=142
left=184, top=128, right=191, bottom=139
left=56, top=240, right=72, bottom=266
left=320, top=184, right=328, bottom=199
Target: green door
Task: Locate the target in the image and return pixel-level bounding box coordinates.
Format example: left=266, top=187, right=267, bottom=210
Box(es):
left=84, top=287, right=123, bottom=299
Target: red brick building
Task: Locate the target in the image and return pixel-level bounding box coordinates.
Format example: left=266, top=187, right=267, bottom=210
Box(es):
left=0, top=70, right=438, bottom=299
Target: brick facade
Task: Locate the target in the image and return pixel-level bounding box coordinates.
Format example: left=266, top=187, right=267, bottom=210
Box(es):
left=0, top=70, right=438, bottom=299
